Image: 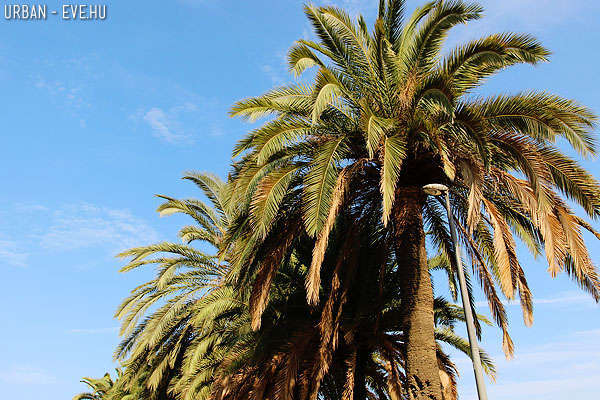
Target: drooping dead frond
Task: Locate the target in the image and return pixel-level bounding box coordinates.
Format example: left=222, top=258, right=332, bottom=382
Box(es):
left=483, top=198, right=519, bottom=299
left=341, top=349, right=356, bottom=400
left=460, top=159, right=484, bottom=233
left=308, top=167, right=351, bottom=304
left=249, top=224, right=299, bottom=330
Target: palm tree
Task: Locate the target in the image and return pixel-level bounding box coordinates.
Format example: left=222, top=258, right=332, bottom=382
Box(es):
left=228, top=1, right=600, bottom=398
left=73, top=369, right=144, bottom=400
left=113, top=172, right=231, bottom=400
left=74, top=373, right=115, bottom=400
left=114, top=172, right=494, bottom=400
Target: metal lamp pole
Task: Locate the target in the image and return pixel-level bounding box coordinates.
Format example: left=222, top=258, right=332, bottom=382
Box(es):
left=422, top=184, right=488, bottom=400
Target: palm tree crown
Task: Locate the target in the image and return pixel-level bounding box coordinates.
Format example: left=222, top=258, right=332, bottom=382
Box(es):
left=228, top=1, right=600, bottom=397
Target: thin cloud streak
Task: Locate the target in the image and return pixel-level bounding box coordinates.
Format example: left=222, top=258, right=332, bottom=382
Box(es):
left=455, top=328, right=600, bottom=399
left=0, top=366, right=57, bottom=385
left=143, top=107, right=191, bottom=143
left=323, top=0, right=598, bottom=35
left=38, top=203, right=159, bottom=253
left=475, top=292, right=597, bottom=308
left=134, top=101, right=215, bottom=144
left=13, top=203, right=49, bottom=213
left=0, top=238, right=28, bottom=268
left=477, top=0, right=598, bottom=29
left=69, top=327, right=119, bottom=334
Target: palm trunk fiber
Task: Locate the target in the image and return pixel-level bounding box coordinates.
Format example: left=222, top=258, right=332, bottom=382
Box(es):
left=393, top=187, right=441, bottom=400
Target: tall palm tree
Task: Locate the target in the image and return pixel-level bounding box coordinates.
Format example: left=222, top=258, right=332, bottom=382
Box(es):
left=113, top=172, right=231, bottom=400
left=73, top=369, right=144, bottom=400
left=114, top=172, right=494, bottom=400
left=74, top=373, right=116, bottom=400
left=228, top=1, right=600, bottom=398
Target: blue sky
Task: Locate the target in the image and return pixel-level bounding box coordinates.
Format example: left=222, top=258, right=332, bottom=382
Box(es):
left=0, top=1, right=599, bottom=399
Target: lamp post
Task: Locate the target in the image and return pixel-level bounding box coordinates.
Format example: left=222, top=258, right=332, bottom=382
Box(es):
left=422, top=183, right=489, bottom=400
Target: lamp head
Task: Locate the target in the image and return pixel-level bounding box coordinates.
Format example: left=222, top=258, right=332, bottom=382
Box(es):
left=422, top=183, right=449, bottom=196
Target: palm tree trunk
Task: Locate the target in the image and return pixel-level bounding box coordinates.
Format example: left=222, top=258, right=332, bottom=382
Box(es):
left=392, top=187, right=441, bottom=400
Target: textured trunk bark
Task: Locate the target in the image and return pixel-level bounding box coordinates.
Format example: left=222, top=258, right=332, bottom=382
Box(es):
left=393, top=187, right=441, bottom=400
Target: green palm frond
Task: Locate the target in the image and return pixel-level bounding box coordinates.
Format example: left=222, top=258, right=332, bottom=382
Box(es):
left=303, top=136, right=349, bottom=236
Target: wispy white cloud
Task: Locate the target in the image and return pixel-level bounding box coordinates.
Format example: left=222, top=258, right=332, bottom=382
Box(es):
left=478, top=375, right=600, bottom=400
left=143, top=107, right=190, bottom=143
left=476, top=0, right=597, bottom=30
left=0, top=366, right=57, bottom=385
left=440, top=0, right=599, bottom=50
left=475, top=292, right=596, bottom=308
left=532, top=294, right=595, bottom=305
left=209, top=122, right=225, bottom=137
left=28, top=53, right=222, bottom=136
left=0, top=238, right=28, bottom=268
left=13, top=203, right=49, bottom=213
left=134, top=101, right=208, bottom=144
left=27, top=54, right=104, bottom=128
left=38, top=203, right=159, bottom=253
left=33, top=77, right=89, bottom=110
left=1, top=202, right=159, bottom=260
left=68, top=327, right=119, bottom=334
left=260, top=47, right=292, bottom=86
left=455, top=328, right=600, bottom=400
left=261, top=64, right=284, bottom=85
left=324, top=0, right=597, bottom=36
left=574, top=328, right=600, bottom=337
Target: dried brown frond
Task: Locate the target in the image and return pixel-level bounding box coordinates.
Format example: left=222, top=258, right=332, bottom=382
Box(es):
left=516, top=266, right=534, bottom=327
left=307, top=167, right=350, bottom=304
left=341, top=349, right=356, bottom=400
left=249, top=223, right=300, bottom=330
left=467, top=229, right=514, bottom=358
left=460, top=159, right=484, bottom=233
left=483, top=198, right=518, bottom=299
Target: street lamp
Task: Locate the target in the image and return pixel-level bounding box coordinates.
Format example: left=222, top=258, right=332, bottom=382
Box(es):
left=422, top=183, right=489, bottom=400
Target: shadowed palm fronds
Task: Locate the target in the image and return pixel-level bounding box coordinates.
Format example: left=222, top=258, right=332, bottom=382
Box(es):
left=227, top=5, right=600, bottom=393
left=108, top=172, right=494, bottom=400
